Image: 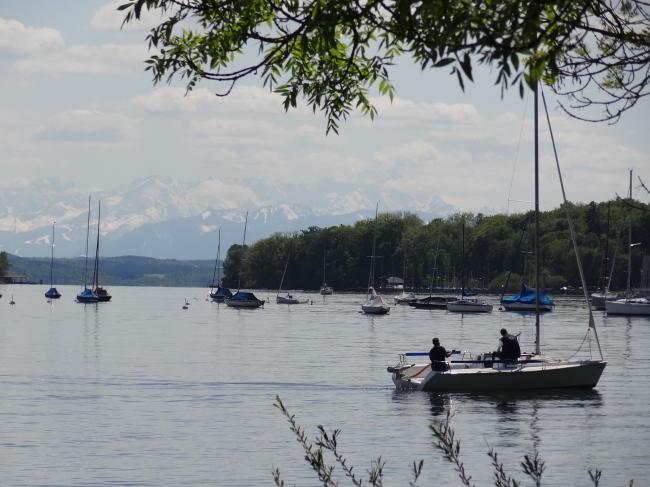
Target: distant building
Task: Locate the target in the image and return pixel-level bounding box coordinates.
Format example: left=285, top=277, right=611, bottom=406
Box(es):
left=385, top=276, right=404, bottom=289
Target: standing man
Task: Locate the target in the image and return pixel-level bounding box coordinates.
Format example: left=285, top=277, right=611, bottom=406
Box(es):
left=495, top=328, right=521, bottom=361
left=429, top=337, right=455, bottom=372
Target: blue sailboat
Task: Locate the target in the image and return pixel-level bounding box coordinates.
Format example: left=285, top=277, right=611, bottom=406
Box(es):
left=44, top=222, right=61, bottom=299
left=501, top=284, right=554, bottom=311
left=76, top=196, right=98, bottom=303
left=209, top=229, right=232, bottom=302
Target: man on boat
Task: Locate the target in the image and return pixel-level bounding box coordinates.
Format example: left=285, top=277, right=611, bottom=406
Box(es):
left=429, top=338, right=454, bottom=372
left=495, top=328, right=521, bottom=361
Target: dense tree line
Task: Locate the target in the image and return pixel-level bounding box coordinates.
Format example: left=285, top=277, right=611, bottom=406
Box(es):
left=0, top=251, right=11, bottom=279
left=5, top=255, right=218, bottom=288
left=222, top=200, right=650, bottom=292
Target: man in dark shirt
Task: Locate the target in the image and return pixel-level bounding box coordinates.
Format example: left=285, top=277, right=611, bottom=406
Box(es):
left=495, top=328, right=521, bottom=361
left=429, top=337, right=454, bottom=372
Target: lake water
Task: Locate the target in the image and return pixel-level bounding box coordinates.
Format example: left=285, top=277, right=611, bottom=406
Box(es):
left=1, top=284, right=648, bottom=486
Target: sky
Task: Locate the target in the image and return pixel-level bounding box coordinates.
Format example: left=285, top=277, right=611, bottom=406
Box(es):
left=1, top=0, right=649, bottom=215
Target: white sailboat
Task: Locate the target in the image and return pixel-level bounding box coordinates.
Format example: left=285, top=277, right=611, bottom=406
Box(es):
left=361, top=203, right=390, bottom=315
left=446, top=220, right=493, bottom=313
left=388, top=85, right=606, bottom=391
left=605, top=170, right=650, bottom=316
left=319, top=245, right=333, bottom=295
left=225, top=212, right=265, bottom=308
left=394, top=253, right=417, bottom=304
left=591, top=202, right=619, bottom=309
left=276, top=240, right=310, bottom=304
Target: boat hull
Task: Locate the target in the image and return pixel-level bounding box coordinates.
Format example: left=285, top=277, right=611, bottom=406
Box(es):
left=393, top=360, right=607, bottom=392
left=45, top=288, right=61, bottom=299
left=362, top=305, right=390, bottom=314
left=605, top=299, right=650, bottom=315
left=591, top=292, right=618, bottom=310
left=447, top=301, right=493, bottom=313
left=320, top=287, right=333, bottom=295
left=225, top=299, right=264, bottom=308
left=501, top=302, right=553, bottom=311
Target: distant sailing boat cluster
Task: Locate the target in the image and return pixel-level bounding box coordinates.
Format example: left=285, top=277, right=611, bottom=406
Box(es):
left=75, top=196, right=112, bottom=304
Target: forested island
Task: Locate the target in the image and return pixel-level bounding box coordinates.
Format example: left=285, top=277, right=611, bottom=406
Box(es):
left=3, top=199, right=648, bottom=291
left=222, top=200, right=649, bottom=293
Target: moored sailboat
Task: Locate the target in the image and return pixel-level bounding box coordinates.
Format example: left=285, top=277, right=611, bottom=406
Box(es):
left=91, top=201, right=112, bottom=302
left=605, top=170, right=650, bottom=316
left=276, top=240, right=309, bottom=304
left=225, top=212, right=264, bottom=308
left=44, top=222, right=61, bottom=299
left=388, top=85, right=606, bottom=391
left=409, top=229, right=457, bottom=310
left=361, top=204, right=390, bottom=315
left=319, top=245, right=333, bottom=295
left=446, top=220, right=493, bottom=313
left=76, top=196, right=98, bottom=304
left=209, top=229, right=233, bottom=302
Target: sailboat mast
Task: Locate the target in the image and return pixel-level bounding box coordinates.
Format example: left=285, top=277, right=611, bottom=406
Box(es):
left=51, top=222, right=55, bottom=288
left=461, top=220, right=465, bottom=293
left=93, top=202, right=101, bottom=289
left=211, top=229, right=220, bottom=291
left=217, top=229, right=221, bottom=287
left=602, top=202, right=611, bottom=291
left=84, top=196, right=91, bottom=290
left=534, top=84, right=541, bottom=355
left=368, top=203, right=379, bottom=297
left=237, top=212, right=248, bottom=292
left=323, top=245, right=326, bottom=286
left=628, top=169, right=633, bottom=296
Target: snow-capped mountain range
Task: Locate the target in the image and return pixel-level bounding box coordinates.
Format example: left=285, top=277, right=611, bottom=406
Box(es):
left=0, top=175, right=470, bottom=259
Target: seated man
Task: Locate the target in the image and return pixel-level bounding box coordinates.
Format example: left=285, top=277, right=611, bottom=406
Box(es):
left=494, top=328, right=521, bottom=361
left=429, top=337, right=455, bottom=372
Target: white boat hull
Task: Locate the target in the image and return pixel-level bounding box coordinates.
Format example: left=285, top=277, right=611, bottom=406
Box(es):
left=391, top=360, right=607, bottom=392
left=320, top=287, right=333, bottom=295
left=447, top=300, right=493, bottom=313
left=605, top=299, right=650, bottom=315
left=362, top=304, right=390, bottom=314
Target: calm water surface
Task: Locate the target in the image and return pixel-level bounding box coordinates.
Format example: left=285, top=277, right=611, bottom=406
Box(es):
left=1, top=284, right=648, bottom=486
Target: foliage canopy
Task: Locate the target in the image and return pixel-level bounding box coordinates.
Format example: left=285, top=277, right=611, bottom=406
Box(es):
left=122, top=0, right=650, bottom=132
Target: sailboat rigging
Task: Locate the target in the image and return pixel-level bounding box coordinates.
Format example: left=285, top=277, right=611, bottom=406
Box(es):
left=320, top=244, right=333, bottom=295
left=45, top=222, right=61, bottom=299
left=361, top=203, right=390, bottom=315
left=76, top=196, right=98, bottom=303
left=277, top=239, right=309, bottom=304
left=210, top=229, right=233, bottom=302
left=446, top=220, right=493, bottom=313
left=605, top=170, right=650, bottom=315
left=92, top=201, right=112, bottom=302
left=225, top=212, right=264, bottom=308
left=409, top=227, right=457, bottom=310
left=388, top=84, right=606, bottom=391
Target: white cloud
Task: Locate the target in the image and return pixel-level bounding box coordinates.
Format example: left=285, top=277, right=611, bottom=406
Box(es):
left=0, top=18, right=64, bottom=55
left=190, top=117, right=290, bottom=148
left=0, top=176, right=29, bottom=188
left=90, top=0, right=166, bottom=31
left=14, top=43, right=148, bottom=76
left=130, top=85, right=286, bottom=114
left=1, top=110, right=140, bottom=153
